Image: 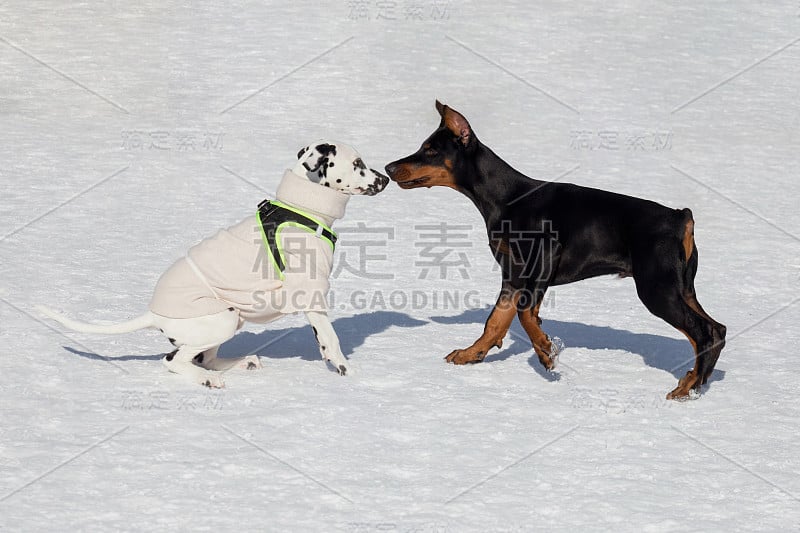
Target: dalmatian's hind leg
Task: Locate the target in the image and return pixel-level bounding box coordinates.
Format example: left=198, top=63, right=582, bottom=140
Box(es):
left=162, top=346, right=226, bottom=388
left=195, top=347, right=262, bottom=372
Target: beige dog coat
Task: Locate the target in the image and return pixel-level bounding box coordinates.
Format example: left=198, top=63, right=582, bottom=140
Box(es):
left=149, top=170, right=349, bottom=323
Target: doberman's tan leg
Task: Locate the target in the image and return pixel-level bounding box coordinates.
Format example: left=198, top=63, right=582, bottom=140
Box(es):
left=664, top=221, right=726, bottom=399
left=666, top=369, right=701, bottom=400
left=445, top=292, right=519, bottom=364
left=518, top=302, right=557, bottom=371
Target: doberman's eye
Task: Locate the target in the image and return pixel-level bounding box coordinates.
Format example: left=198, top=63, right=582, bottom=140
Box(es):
left=424, top=148, right=438, bottom=157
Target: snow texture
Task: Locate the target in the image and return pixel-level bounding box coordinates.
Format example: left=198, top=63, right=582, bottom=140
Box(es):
left=1, top=1, right=799, bottom=531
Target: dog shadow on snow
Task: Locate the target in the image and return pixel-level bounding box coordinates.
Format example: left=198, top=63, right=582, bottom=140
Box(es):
left=218, top=310, right=427, bottom=360
left=62, top=308, right=724, bottom=386
left=430, top=307, right=725, bottom=384
left=63, top=310, right=428, bottom=365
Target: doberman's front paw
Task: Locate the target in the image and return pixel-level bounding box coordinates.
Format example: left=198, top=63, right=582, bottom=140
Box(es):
left=445, top=348, right=485, bottom=365
left=666, top=370, right=701, bottom=400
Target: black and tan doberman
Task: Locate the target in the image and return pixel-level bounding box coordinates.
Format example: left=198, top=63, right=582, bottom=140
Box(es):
left=386, top=101, right=726, bottom=400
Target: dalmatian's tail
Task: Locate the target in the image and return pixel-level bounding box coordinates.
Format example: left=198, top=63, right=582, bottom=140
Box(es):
left=36, top=306, right=155, bottom=334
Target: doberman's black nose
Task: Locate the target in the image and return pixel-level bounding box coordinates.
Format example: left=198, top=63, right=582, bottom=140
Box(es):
left=385, top=162, right=399, bottom=178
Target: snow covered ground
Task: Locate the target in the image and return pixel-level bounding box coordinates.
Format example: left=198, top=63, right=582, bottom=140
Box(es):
left=2, top=1, right=799, bottom=530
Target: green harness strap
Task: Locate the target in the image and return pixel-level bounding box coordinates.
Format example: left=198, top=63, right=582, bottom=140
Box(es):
left=257, top=199, right=337, bottom=281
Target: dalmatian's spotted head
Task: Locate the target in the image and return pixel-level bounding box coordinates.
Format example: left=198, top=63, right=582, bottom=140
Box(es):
left=293, top=141, right=389, bottom=196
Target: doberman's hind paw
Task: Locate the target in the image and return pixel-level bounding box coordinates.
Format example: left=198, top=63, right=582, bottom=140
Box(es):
left=548, top=336, right=565, bottom=371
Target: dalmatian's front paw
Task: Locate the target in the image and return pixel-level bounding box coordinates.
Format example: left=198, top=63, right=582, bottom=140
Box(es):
left=200, top=373, right=225, bottom=389
left=324, top=358, right=348, bottom=376
left=237, top=355, right=262, bottom=371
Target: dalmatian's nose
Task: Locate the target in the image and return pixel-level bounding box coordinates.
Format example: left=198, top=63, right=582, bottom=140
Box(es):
left=366, top=172, right=390, bottom=195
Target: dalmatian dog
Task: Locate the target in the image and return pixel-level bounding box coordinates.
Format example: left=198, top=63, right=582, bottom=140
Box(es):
left=39, top=141, right=389, bottom=387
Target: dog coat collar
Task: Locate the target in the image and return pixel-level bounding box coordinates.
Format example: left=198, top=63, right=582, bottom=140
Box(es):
left=257, top=199, right=337, bottom=280
left=276, top=169, right=350, bottom=221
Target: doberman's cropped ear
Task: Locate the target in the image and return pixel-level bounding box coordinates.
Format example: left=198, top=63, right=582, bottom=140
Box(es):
left=435, top=100, right=472, bottom=147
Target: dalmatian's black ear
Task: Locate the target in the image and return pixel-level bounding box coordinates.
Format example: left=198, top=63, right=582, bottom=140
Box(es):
left=297, top=143, right=338, bottom=182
